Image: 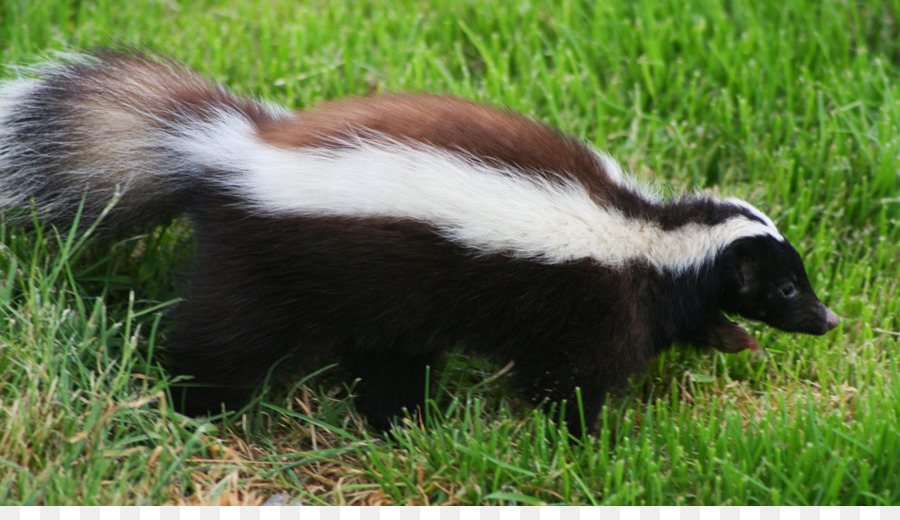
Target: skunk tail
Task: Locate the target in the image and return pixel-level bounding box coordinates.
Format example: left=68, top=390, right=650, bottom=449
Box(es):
left=0, top=50, right=280, bottom=233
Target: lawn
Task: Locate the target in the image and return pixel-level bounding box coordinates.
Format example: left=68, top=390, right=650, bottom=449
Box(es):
left=0, top=0, right=898, bottom=506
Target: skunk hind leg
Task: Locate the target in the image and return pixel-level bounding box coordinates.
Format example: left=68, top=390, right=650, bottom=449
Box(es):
left=171, top=382, right=255, bottom=416
left=342, top=350, right=436, bottom=431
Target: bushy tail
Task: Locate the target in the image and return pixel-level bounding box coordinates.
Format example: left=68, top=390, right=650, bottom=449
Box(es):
left=0, top=49, right=281, bottom=233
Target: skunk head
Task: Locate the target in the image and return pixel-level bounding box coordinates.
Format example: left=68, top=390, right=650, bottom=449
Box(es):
left=717, top=235, right=840, bottom=337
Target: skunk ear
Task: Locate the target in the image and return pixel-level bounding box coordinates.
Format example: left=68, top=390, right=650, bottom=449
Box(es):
left=737, top=256, right=755, bottom=294
left=719, top=239, right=758, bottom=298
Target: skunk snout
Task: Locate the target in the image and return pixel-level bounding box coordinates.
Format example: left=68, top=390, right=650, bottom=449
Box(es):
left=777, top=300, right=841, bottom=336
left=806, top=302, right=840, bottom=335
left=823, top=306, right=840, bottom=332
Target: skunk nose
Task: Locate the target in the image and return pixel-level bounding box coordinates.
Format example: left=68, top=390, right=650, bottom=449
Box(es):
left=824, top=306, right=840, bottom=332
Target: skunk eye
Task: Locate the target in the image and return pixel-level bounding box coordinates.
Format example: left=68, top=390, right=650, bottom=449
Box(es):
left=779, top=282, right=796, bottom=298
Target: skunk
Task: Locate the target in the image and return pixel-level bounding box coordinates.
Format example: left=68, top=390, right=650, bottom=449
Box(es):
left=0, top=50, right=839, bottom=433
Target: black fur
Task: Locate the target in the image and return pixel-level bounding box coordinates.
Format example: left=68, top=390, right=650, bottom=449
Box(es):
left=166, top=193, right=834, bottom=433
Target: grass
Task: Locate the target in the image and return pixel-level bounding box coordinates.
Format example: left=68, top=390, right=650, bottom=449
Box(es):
left=1, top=0, right=899, bottom=506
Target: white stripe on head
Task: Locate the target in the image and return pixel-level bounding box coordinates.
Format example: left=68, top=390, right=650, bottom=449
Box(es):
left=726, top=197, right=784, bottom=241
left=176, top=112, right=783, bottom=272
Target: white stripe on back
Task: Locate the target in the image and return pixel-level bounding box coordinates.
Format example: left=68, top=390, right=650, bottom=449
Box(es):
left=173, top=111, right=783, bottom=272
